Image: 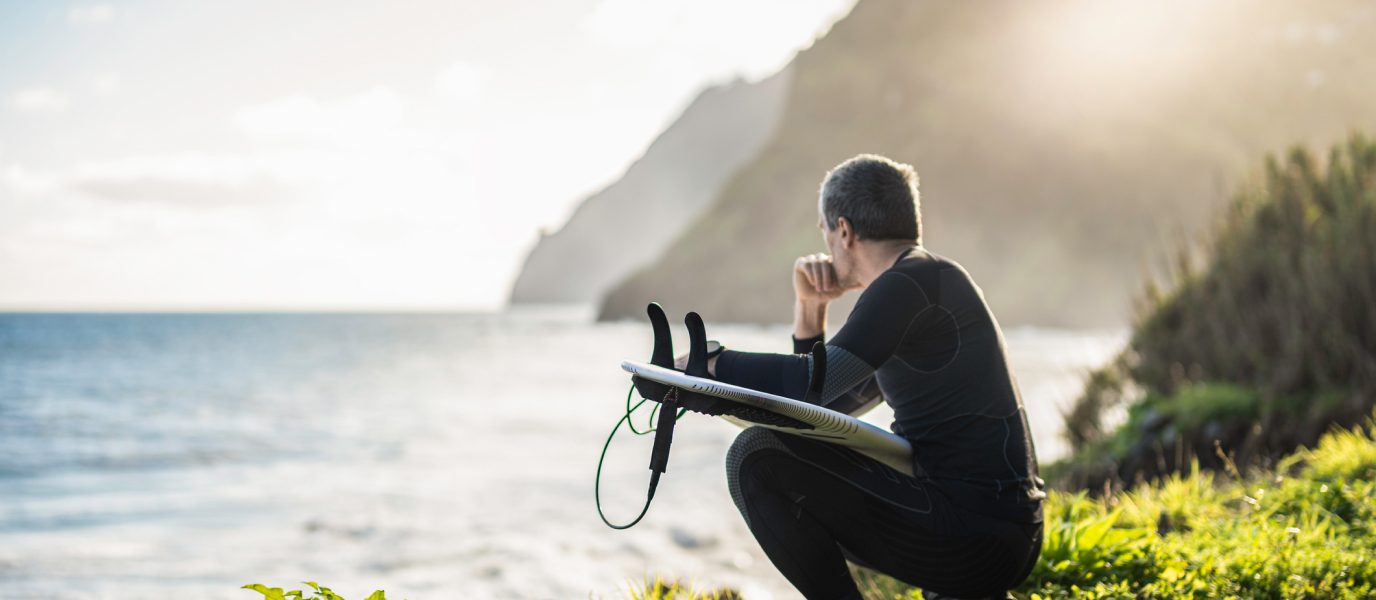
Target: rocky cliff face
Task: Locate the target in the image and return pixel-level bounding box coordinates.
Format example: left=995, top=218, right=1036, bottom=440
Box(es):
left=600, top=0, right=1376, bottom=327
left=508, top=66, right=794, bottom=305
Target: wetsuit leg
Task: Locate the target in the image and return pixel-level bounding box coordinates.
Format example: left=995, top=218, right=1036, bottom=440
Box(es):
left=726, top=428, right=1042, bottom=600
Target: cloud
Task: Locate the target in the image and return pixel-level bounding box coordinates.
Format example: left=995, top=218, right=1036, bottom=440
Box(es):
left=4, top=164, right=58, bottom=194
left=68, top=4, right=115, bottom=25
left=583, top=0, right=679, bottom=48
left=434, top=62, right=487, bottom=100
left=13, top=88, right=70, bottom=112
left=234, top=88, right=413, bottom=148
left=91, top=73, right=120, bottom=94
left=5, top=154, right=298, bottom=208
left=73, top=178, right=287, bottom=207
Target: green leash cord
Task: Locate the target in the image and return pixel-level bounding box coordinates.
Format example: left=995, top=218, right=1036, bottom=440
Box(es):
left=595, top=384, right=686, bottom=529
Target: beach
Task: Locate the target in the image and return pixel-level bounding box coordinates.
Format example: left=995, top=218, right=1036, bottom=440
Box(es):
left=0, top=308, right=1121, bottom=600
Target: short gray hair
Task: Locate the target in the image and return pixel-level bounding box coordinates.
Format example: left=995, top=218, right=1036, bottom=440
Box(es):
left=819, top=154, right=920, bottom=242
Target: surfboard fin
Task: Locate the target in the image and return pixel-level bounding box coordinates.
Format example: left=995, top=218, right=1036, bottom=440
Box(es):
left=802, top=341, right=827, bottom=406
left=647, top=311, right=713, bottom=474
left=647, top=311, right=707, bottom=475
left=633, top=304, right=675, bottom=402
left=632, top=304, right=729, bottom=417
left=647, top=303, right=674, bottom=369
left=684, top=312, right=710, bottom=378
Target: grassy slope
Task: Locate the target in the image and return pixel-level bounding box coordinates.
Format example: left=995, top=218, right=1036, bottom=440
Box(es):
left=599, top=0, right=1376, bottom=328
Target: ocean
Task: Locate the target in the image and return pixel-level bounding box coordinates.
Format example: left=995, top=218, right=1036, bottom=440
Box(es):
left=0, top=309, right=1123, bottom=600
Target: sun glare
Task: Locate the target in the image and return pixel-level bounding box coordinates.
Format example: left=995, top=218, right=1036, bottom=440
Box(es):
left=1018, top=0, right=1228, bottom=120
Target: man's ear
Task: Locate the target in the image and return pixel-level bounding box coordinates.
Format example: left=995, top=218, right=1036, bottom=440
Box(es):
left=837, top=217, right=855, bottom=248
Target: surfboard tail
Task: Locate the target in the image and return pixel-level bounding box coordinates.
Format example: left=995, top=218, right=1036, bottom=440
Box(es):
left=632, top=304, right=725, bottom=414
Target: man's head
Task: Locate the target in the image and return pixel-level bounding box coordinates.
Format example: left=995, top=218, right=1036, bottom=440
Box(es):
left=819, top=154, right=921, bottom=243
left=817, top=155, right=920, bottom=285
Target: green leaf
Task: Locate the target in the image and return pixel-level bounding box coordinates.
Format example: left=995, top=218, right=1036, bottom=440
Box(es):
left=1075, top=509, right=1122, bottom=552
left=364, top=591, right=388, bottom=600
left=242, top=584, right=288, bottom=600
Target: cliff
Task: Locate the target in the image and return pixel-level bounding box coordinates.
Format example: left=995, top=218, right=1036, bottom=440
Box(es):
left=600, top=0, right=1376, bottom=326
left=508, top=66, right=794, bottom=305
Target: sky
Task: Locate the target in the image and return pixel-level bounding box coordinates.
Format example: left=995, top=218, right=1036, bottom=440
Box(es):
left=0, top=0, right=855, bottom=311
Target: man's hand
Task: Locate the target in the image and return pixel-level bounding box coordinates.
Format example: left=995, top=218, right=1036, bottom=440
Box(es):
left=793, top=254, right=858, bottom=340
left=794, top=254, right=855, bottom=304
left=674, top=352, right=718, bottom=377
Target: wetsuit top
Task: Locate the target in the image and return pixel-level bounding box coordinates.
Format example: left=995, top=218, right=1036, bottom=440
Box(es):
left=713, top=247, right=1045, bottom=523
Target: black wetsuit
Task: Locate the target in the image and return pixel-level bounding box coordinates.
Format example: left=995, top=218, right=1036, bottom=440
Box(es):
left=713, top=248, right=1044, bottom=600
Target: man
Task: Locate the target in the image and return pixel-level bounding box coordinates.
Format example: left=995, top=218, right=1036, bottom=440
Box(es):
left=691, top=155, right=1044, bottom=600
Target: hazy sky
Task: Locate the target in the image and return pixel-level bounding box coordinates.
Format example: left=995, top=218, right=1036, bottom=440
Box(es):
left=0, top=0, right=854, bottom=311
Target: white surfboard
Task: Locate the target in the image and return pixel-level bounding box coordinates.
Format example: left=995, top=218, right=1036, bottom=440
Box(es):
left=622, top=359, right=914, bottom=476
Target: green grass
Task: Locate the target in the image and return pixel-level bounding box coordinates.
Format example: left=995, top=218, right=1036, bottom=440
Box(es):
left=852, top=414, right=1376, bottom=600
left=616, top=574, right=742, bottom=600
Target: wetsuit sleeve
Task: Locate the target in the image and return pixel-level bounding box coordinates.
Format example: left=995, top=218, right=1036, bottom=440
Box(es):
left=792, top=333, right=824, bottom=354
left=716, top=271, right=926, bottom=405
left=836, top=379, right=884, bottom=415
left=716, top=347, right=879, bottom=411
left=814, top=348, right=883, bottom=416
left=713, top=350, right=811, bottom=400
left=827, top=271, right=930, bottom=368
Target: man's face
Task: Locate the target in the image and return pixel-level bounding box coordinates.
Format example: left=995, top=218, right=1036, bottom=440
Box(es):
left=819, top=211, right=855, bottom=285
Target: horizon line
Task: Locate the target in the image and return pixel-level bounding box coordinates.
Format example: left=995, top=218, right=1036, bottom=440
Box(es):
left=0, top=302, right=597, bottom=315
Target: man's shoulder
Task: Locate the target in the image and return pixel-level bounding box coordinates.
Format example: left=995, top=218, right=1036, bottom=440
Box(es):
left=887, top=248, right=974, bottom=284
left=883, top=248, right=989, bottom=309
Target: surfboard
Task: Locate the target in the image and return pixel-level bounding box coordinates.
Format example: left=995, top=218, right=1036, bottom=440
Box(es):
left=622, top=359, right=914, bottom=476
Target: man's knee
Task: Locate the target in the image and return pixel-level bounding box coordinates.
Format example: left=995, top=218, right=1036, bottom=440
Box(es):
left=727, top=426, right=786, bottom=465
left=725, top=427, right=793, bottom=525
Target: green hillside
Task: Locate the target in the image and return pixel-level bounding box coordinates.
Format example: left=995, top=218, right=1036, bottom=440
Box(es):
left=600, top=0, right=1376, bottom=327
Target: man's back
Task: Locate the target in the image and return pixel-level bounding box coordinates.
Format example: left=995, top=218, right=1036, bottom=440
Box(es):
left=829, top=248, right=1043, bottom=522
left=712, top=154, right=1044, bottom=599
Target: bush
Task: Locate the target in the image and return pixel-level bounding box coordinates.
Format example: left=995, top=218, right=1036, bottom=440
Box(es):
left=1060, top=132, right=1376, bottom=485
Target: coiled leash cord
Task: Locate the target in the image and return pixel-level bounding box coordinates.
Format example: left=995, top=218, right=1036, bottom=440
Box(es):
left=594, top=384, right=686, bottom=529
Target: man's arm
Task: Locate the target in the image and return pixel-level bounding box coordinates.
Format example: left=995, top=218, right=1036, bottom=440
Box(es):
left=678, top=254, right=852, bottom=378
left=792, top=253, right=857, bottom=340
left=822, top=375, right=884, bottom=417
left=715, top=270, right=927, bottom=406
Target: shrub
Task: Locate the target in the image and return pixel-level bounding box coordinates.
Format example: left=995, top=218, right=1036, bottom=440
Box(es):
left=1061, top=132, right=1376, bottom=484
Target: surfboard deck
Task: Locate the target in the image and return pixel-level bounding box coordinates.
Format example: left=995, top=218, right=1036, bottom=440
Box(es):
left=622, top=359, right=914, bottom=475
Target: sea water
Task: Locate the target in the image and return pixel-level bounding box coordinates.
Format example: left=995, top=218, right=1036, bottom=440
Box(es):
left=0, top=309, right=1123, bottom=600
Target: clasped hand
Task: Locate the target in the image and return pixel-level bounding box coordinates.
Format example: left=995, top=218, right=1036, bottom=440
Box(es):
left=794, top=253, right=859, bottom=303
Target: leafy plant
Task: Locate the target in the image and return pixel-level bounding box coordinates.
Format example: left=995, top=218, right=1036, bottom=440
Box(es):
left=242, top=582, right=395, bottom=600
left=1031, top=497, right=1155, bottom=587
left=619, top=574, right=741, bottom=600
